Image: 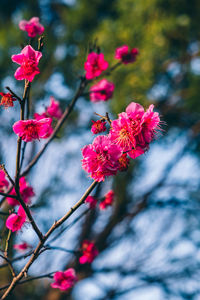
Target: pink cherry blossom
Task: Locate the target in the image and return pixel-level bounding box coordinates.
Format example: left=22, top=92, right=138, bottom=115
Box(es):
left=13, top=118, right=52, bottom=142
left=79, top=240, right=98, bottom=264
left=84, top=52, right=109, bottom=80
left=85, top=196, right=97, bottom=209
left=109, top=102, right=160, bottom=159
left=99, top=190, right=114, bottom=210
left=115, top=45, right=139, bottom=64
left=6, top=205, right=26, bottom=232
left=109, top=112, right=139, bottom=152
left=14, top=242, right=31, bottom=252
left=7, top=177, right=34, bottom=206
left=81, top=135, right=122, bottom=182
left=34, top=113, right=54, bottom=138
left=0, top=170, right=9, bottom=193
left=89, top=79, right=115, bottom=102
left=12, top=45, right=42, bottom=82
left=0, top=93, right=16, bottom=108
left=91, top=120, right=107, bottom=134
left=19, top=17, right=44, bottom=38
left=127, top=103, right=160, bottom=159
left=51, top=268, right=77, bottom=291
left=46, top=97, right=62, bottom=119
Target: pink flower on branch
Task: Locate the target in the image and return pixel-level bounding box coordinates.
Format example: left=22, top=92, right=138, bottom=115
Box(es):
left=85, top=196, right=97, bottom=209
left=13, top=118, right=52, bottom=142
left=34, top=114, right=54, bottom=138
left=46, top=97, right=62, bottom=119
left=7, top=177, right=34, bottom=207
left=90, top=79, right=115, bottom=102
left=91, top=120, right=107, bottom=134
left=12, top=45, right=42, bottom=82
left=51, top=268, right=77, bottom=291
left=19, top=17, right=44, bottom=38
left=0, top=93, right=16, bottom=108
left=79, top=240, right=98, bottom=264
left=109, top=102, right=161, bottom=159
left=14, top=242, right=31, bottom=252
left=84, top=52, right=109, bottom=80
left=34, top=97, right=62, bottom=138
left=99, top=190, right=114, bottom=210
left=0, top=170, right=9, bottom=193
left=6, top=205, right=26, bottom=232
left=115, top=45, right=139, bottom=64
left=81, top=135, right=122, bottom=182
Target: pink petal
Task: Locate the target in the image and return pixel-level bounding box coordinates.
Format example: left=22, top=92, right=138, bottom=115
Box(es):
left=14, top=67, right=25, bottom=81
left=11, top=54, right=25, bottom=65
left=19, top=20, right=28, bottom=30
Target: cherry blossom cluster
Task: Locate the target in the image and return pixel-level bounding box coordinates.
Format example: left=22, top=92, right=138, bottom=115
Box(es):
left=82, top=102, right=160, bottom=182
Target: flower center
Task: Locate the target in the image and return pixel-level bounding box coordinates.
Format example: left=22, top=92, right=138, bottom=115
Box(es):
left=22, top=59, right=37, bottom=75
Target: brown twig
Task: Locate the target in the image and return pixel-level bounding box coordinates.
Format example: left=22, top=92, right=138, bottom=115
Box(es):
left=94, top=112, right=112, bottom=125
left=0, top=192, right=17, bottom=199
left=0, top=164, right=15, bottom=187
left=0, top=271, right=55, bottom=292
left=0, top=180, right=98, bottom=299
left=3, top=230, right=16, bottom=277
left=5, top=87, right=22, bottom=103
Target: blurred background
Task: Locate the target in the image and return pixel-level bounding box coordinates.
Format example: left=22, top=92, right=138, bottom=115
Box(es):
left=0, top=0, right=200, bottom=299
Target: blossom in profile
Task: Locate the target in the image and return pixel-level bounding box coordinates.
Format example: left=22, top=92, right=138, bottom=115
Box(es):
left=85, top=196, right=97, bottom=209
left=109, top=102, right=161, bottom=159
left=115, top=45, right=139, bottom=64
left=6, top=205, right=26, bottom=232
left=99, top=190, right=114, bottom=210
left=34, top=97, right=62, bottom=138
left=91, top=120, right=106, bottom=134
left=0, top=93, right=16, bottom=108
left=14, top=242, right=31, bottom=252
left=89, top=79, right=115, bottom=102
left=19, top=17, right=44, bottom=38
left=79, top=240, right=98, bottom=264
left=13, top=118, right=52, bottom=142
left=84, top=52, right=109, bottom=80
left=126, top=103, right=160, bottom=159
left=51, top=268, right=77, bottom=291
left=81, top=135, right=122, bottom=182
left=46, top=97, right=62, bottom=119
left=7, top=177, right=35, bottom=206
left=0, top=170, right=9, bottom=193
left=12, top=45, right=42, bottom=82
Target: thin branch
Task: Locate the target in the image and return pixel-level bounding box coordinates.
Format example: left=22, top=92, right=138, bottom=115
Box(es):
left=0, top=180, right=98, bottom=299
left=14, top=191, right=44, bottom=241
left=44, top=245, right=80, bottom=255
left=48, top=208, right=90, bottom=244
left=0, top=271, right=55, bottom=292
left=5, top=87, right=22, bottom=103
left=0, top=164, right=15, bottom=187
left=0, top=250, right=34, bottom=270
left=94, top=112, right=112, bottom=125
left=15, top=80, right=29, bottom=190
left=0, top=186, right=13, bottom=207
left=0, top=192, right=17, bottom=199
left=3, top=231, right=16, bottom=277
